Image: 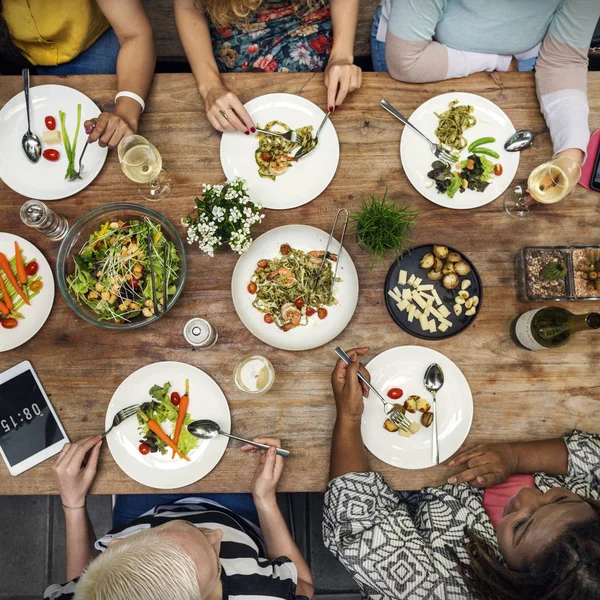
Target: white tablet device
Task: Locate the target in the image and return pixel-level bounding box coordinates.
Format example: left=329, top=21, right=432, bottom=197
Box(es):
left=0, top=360, right=68, bottom=476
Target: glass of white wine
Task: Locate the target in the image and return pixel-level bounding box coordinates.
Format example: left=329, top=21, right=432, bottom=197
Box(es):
left=503, top=156, right=582, bottom=218
left=117, top=134, right=172, bottom=201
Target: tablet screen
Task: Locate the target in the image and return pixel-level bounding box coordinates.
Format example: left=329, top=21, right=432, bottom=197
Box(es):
left=0, top=370, right=64, bottom=466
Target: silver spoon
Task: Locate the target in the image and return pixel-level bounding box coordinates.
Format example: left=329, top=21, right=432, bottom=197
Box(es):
left=187, top=419, right=290, bottom=458
left=504, top=128, right=548, bottom=152
left=424, top=363, right=444, bottom=465
left=21, top=69, right=41, bottom=163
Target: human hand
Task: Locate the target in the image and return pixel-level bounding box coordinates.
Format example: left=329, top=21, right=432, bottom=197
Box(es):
left=331, top=347, right=370, bottom=423
left=447, top=443, right=519, bottom=488
left=324, top=59, right=362, bottom=111
left=240, top=438, right=284, bottom=507
left=202, top=82, right=255, bottom=134
left=53, top=435, right=102, bottom=508
left=84, top=111, right=135, bottom=149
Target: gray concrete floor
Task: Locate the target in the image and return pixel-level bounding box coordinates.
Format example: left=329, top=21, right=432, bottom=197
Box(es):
left=0, top=493, right=360, bottom=599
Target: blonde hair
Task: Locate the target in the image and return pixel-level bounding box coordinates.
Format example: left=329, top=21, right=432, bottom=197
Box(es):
left=202, top=0, right=325, bottom=27
left=74, top=527, right=202, bottom=600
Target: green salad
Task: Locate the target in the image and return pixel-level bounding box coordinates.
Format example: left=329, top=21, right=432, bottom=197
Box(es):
left=66, top=217, right=180, bottom=323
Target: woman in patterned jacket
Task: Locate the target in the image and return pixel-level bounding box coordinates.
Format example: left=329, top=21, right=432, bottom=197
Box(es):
left=323, top=348, right=600, bottom=600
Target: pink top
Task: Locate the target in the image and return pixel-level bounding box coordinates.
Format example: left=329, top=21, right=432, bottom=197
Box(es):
left=482, top=474, right=535, bottom=530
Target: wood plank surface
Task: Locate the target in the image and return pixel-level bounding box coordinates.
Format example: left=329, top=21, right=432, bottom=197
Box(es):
left=0, top=72, right=599, bottom=495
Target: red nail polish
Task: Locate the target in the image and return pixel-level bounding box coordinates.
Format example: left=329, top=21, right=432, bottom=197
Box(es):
left=245, top=131, right=249, bottom=135
left=329, top=106, right=334, bottom=112
left=251, top=127, right=256, bottom=133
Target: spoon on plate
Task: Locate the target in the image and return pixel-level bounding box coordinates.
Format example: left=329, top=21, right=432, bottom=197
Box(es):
left=504, top=128, right=548, bottom=152
left=424, top=363, right=444, bottom=465
left=21, top=69, right=41, bottom=163
left=187, top=419, right=290, bottom=457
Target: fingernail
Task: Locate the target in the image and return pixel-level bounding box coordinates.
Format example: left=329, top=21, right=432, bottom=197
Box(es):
left=244, top=131, right=249, bottom=135
left=478, top=476, right=484, bottom=483
left=251, top=127, right=256, bottom=133
left=448, top=477, right=457, bottom=484
left=85, top=126, right=91, bottom=134
left=269, top=447, right=276, bottom=455
left=448, top=460, right=455, bottom=466
left=329, top=106, right=334, bottom=112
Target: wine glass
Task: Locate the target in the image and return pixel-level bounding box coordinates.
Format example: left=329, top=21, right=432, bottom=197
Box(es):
left=117, top=134, right=172, bottom=201
left=503, top=156, right=582, bottom=218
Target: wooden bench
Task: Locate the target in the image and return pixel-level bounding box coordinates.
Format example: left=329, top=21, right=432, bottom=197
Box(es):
left=145, top=0, right=380, bottom=62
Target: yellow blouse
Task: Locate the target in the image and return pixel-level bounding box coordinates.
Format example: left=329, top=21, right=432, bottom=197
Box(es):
left=2, top=0, right=110, bottom=66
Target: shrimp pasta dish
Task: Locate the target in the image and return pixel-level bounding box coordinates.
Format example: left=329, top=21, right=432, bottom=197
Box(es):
left=247, top=243, right=340, bottom=330
left=255, top=121, right=316, bottom=180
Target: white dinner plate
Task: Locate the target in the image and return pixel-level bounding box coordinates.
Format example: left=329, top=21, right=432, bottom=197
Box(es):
left=0, top=233, right=54, bottom=352
left=362, top=346, right=473, bottom=469
left=106, top=362, right=230, bottom=490
left=220, top=93, right=339, bottom=210
left=400, top=92, right=519, bottom=209
left=0, top=84, right=108, bottom=200
left=232, top=225, right=359, bottom=351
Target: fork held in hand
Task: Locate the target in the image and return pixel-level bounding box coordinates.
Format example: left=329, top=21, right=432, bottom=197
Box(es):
left=102, top=405, right=139, bottom=439
left=380, top=99, right=457, bottom=164
left=295, top=110, right=330, bottom=160
left=254, top=128, right=298, bottom=143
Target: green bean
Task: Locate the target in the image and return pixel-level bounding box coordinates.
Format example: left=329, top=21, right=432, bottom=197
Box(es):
left=473, top=147, right=500, bottom=159
left=468, top=137, right=496, bottom=152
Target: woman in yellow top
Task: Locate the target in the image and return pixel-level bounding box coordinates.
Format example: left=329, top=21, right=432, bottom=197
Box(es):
left=0, top=0, right=155, bottom=149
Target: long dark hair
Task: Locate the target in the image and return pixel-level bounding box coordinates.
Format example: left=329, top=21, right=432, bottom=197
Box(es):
left=0, top=0, right=28, bottom=67
left=459, top=498, right=600, bottom=600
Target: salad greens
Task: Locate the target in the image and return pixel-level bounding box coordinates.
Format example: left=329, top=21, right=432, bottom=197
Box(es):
left=60, top=104, right=82, bottom=180
left=427, top=154, right=498, bottom=199
left=138, top=382, right=198, bottom=457
left=66, top=217, right=180, bottom=323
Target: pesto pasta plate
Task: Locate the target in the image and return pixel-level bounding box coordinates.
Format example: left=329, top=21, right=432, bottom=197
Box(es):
left=399, top=92, right=520, bottom=210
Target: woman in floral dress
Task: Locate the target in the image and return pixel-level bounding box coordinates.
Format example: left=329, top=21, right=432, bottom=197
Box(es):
left=174, top=0, right=362, bottom=133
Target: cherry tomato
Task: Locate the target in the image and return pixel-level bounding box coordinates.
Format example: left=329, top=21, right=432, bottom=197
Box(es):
left=317, top=307, right=328, bottom=320
left=45, top=116, right=56, bottom=130
left=138, top=443, right=151, bottom=455
left=305, top=307, right=316, bottom=317
left=1, top=318, right=18, bottom=329
left=43, top=149, right=60, bottom=162
left=26, top=261, right=39, bottom=276
left=264, top=313, right=274, bottom=324
left=260, top=152, right=272, bottom=162
left=257, top=259, right=269, bottom=269
left=280, top=243, right=291, bottom=255
left=170, top=392, right=181, bottom=406
left=295, top=297, right=304, bottom=308
left=247, top=282, right=258, bottom=294
left=29, top=280, right=43, bottom=293
left=131, top=277, right=140, bottom=288
left=387, top=388, right=404, bottom=400
left=493, top=163, right=503, bottom=176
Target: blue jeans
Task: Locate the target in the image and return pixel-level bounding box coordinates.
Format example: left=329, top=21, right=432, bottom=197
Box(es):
left=112, top=494, right=260, bottom=531
left=371, top=5, right=388, bottom=72
left=36, top=28, right=120, bottom=76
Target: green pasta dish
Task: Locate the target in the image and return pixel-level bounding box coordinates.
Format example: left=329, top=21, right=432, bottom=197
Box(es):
left=247, top=243, right=340, bottom=330
left=255, top=121, right=316, bottom=181
left=434, top=100, right=477, bottom=151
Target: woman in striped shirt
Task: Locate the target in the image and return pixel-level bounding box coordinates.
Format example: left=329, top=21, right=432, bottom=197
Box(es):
left=44, top=435, right=312, bottom=600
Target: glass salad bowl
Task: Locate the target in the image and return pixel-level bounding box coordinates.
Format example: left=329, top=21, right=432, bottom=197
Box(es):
left=56, top=203, right=187, bottom=330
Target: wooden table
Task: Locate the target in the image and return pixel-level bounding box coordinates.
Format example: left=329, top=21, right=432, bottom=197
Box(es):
left=1, top=72, right=599, bottom=495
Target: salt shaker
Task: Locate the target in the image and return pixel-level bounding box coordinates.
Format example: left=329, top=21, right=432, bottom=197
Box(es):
left=20, top=200, right=68, bottom=241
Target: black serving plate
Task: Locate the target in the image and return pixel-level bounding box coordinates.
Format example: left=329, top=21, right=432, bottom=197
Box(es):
left=384, top=243, right=483, bottom=340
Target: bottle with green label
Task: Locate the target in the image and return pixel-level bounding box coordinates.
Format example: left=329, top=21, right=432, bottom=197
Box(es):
left=511, top=307, right=600, bottom=350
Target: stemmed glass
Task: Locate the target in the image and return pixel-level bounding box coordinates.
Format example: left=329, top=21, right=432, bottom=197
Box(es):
left=117, top=134, right=172, bottom=201
left=504, top=156, right=582, bottom=218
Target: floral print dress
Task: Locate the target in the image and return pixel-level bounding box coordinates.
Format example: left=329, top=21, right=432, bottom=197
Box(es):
left=210, top=1, right=333, bottom=73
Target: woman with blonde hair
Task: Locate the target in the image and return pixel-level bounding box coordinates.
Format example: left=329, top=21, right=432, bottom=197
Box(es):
left=173, top=0, right=362, bottom=134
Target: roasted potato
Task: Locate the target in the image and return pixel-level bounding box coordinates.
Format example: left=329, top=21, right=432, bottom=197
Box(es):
left=433, top=257, right=444, bottom=272
left=442, top=263, right=455, bottom=275
left=419, top=253, right=435, bottom=269
left=404, top=396, right=418, bottom=413
left=421, top=412, right=434, bottom=428
left=428, top=269, right=443, bottom=281
left=416, top=397, right=431, bottom=413
left=454, top=261, right=471, bottom=276
left=443, top=273, right=460, bottom=289
left=384, top=419, right=399, bottom=432
left=447, top=252, right=462, bottom=263
left=433, top=245, right=449, bottom=259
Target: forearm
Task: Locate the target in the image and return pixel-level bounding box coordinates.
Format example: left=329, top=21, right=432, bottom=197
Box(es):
left=329, top=415, right=369, bottom=480
left=64, top=507, right=100, bottom=581
left=255, top=499, right=313, bottom=596
left=329, top=0, right=359, bottom=61
left=174, top=3, right=222, bottom=98
left=511, top=438, right=568, bottom=476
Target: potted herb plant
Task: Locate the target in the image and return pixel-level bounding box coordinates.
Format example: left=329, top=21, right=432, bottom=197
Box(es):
left=350, top=189, right=419, bottom=267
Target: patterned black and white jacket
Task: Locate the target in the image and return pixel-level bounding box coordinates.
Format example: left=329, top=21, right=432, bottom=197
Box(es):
left=323, top=430, right=600, bottom=600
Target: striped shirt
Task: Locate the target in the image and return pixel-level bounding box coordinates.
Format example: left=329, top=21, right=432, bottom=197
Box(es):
left=44, top=497, right=309, bottom=600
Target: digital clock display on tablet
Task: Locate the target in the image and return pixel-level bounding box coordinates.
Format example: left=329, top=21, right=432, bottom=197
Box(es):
left=0, top=370, right=64, bottom=466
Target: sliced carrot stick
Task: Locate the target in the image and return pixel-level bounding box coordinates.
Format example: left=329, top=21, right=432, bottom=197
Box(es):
left=138, top=410, right=189, bottom=461
left=14, top=242, right=27, bottom=284
left=0, top=253, right=29, bottom=305
left=0, top=299, right=9, bottom=315
left=172, top=379, right=189, bottom=459
left=0, top=276, right=13, bottom=311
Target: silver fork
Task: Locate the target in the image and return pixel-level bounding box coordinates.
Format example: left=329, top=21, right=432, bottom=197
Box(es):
left=295, top=110, right=330, bottom=160
left=334, top=347, right=411, bottom=431
left=101, top=405, right=139, bottom=438
left=69, top=123, right=95, bottom=181
left=255, top=128, right=298, bottom=144
left=380, top=99, right=457, bottom=164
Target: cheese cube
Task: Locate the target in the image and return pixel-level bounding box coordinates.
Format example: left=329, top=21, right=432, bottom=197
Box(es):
left=439, top=305, right=450, bottom=318
left=429, top=320, right=437, bottom=333
left=412, top=291, right=428, bottom=310
left=407, top=274, right=416, bottom=286
left=417, top=284, right=434, bottom=291
left=407, top=310, right=415, bottom=323
left=438, top=323, right=449, bottom=333
left=432, top=289, right=442, bottom=306
left=419, top=315, right=430, bottom=331
left=397, top=299, right=409, bottom=311
left=387, top=289, right=401, bottom=303
left=399, top=270, right=407, bottom=285
left=402, top=288, right=412, bottom=301
left=412, top=277, right=422, bottom=289
left=414, top=309, right=422, bottom=319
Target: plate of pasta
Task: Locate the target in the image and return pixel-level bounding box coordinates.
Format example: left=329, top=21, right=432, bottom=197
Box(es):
left=220, top=93, right=339, bottom=210
left=399, top=92, right=519, bottom=210
left=231, top=225, right=359, bottom=351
